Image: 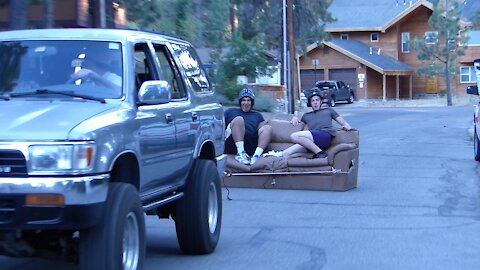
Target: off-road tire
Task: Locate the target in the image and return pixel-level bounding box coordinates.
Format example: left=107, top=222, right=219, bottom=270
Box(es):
left=175, top=159, right=222, bottom=254
left=79, top=183, right=145, bottom=270
left=348, top=93, right=354, bottom=103
left=329, top=96, right=336, bottom=107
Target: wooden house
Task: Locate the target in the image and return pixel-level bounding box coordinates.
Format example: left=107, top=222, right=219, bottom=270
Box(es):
left=299, top=0, right=480, bottom=100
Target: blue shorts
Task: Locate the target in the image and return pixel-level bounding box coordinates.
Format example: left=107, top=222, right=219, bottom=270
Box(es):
left=310, top=130, right=332, bottom=150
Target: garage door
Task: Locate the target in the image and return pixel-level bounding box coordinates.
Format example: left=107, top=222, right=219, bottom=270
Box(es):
left=329, top=69, right=356, bottom=98
left=300, top=69, right=324, bottom=91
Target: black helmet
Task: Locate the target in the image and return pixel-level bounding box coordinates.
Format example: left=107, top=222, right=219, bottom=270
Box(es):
left=304, top=88, right=325, bottom=107
left=238, top=88, right=255, bottom=106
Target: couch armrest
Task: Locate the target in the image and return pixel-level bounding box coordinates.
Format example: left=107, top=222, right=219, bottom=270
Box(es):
left=326, top=143, right=357, bottom=165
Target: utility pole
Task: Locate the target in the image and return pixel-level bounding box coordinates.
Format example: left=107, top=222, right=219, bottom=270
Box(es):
left=99, top=0, right=106, bottom=28
left=287, top=0, right=296, bottom=114
left=282, top=0, right=288, bottom=113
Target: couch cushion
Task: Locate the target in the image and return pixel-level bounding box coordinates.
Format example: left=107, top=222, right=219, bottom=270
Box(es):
left=287, top=156, right=329, bottom=167
left=226, top=154, right=288, bottom=173
left=226, top=154, right=251, bottom=172
left=267, top=142, right=295, bottom=152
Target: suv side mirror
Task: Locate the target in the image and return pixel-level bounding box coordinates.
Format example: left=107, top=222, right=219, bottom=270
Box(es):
left=138, top=80, right=172, bottom=105
left=467, top=85, right=479, bottom=96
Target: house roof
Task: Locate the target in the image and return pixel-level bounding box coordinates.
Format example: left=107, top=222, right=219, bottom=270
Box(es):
left=321, top=39, right=413, bottom=74
left=325, top=0, right=433, bottom=32
left=459, top=0, right=480, bottom=23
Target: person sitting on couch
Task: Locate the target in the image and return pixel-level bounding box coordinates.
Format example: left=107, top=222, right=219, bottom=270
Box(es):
left=224, top=88, right=272, bottom=165
left=280, top=89, right=352, bottom=159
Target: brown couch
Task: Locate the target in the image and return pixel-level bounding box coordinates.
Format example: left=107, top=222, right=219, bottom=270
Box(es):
left=223, top=119, right=359, bottom=191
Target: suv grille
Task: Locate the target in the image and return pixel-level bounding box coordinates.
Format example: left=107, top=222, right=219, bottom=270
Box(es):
left=0, top=150, right=27, bottom=177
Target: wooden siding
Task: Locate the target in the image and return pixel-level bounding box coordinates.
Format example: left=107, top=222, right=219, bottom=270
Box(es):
left=366, top=68, right=383, bottom=99
left=299, top=46, right=361, bottom=95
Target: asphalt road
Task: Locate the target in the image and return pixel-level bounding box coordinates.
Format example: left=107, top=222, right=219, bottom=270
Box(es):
left=3, top=104, right=480, bottom=269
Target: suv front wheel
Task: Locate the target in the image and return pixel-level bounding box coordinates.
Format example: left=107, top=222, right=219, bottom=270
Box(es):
left=329, top=96, right=336, bottom=107
left=174, top=159, right=222, bottom=254
left=79, top=183, right=146, bottom=270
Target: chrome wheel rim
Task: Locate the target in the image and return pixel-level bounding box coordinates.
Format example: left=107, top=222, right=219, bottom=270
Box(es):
left=207, top=182, right=219, bottom=234
left=123, top=212, right=140, bottom=270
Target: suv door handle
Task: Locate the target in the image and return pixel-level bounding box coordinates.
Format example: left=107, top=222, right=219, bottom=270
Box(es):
left=191, top=112, right=198, bottom=121
left=165, top=113, right=173, bottom=123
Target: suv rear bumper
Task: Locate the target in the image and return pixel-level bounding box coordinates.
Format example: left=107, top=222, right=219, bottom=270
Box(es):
left=0, top=174, right=109, bottom=229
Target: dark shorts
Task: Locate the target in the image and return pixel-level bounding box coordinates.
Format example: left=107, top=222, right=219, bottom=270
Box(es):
left=310, top=130, right=332, bottom=150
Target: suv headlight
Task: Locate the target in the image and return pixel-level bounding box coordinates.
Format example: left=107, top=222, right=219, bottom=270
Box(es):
left=28, top=143, right=95, bottom=173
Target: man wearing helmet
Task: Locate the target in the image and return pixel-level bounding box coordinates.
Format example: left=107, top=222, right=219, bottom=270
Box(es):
left=224, top=88, right=272, bottom=165
left=279, top=88, right=352, bottom=159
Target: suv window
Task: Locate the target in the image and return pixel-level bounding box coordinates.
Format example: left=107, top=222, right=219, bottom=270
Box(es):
left=134, top=43, right=156, bottom=89
left=152, top=43, right=186, bottom=99
left=317, top=81, right=336, bottom=88
left=170, top=43, right=211, bottom=93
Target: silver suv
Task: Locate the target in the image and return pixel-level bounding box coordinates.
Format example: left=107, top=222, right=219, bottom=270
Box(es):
left=0, top=29, right=226, bottom=270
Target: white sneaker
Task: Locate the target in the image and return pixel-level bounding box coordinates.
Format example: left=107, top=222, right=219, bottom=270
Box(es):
left=250, top=155, right=260, bottom=165
left=235, top=151, right=250, bottom=165
left=263, top=150, right=283, bottom=157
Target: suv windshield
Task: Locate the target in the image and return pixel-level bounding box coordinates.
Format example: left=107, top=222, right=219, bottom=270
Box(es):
left=0, top=40, right=123, bottom=99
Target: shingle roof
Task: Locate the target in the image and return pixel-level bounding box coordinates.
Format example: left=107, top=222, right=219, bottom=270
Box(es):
left=325, top=0, right=433, bottom=32
left=459, top=0, right=480, bottom=22
left=325, top=39, right=413, bottom=73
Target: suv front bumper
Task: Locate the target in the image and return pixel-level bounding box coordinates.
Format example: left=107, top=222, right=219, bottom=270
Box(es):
left=0, top=174, right=109, bottom=229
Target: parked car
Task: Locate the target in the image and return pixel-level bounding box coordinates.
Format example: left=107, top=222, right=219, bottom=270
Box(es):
left=0, top=28, right=226, bottom=270
left=467, top=84, right=480, bottom=161
left=315, top=80, right=355, bottom=107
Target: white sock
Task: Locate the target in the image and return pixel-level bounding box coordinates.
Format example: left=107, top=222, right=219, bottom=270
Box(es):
left=235, top=141, right=245, bottom=154
left=253, top=147, right=264, bottom=157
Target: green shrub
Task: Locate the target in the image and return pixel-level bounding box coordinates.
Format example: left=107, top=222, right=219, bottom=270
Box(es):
left=438, top=89, right=446, bottom=97
left=217, top=79, right=243, bottom=102
left=253, top=91, right=276, bottom=112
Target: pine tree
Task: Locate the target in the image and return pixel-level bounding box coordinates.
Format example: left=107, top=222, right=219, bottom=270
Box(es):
left=412, top=0, right=468, bottom=106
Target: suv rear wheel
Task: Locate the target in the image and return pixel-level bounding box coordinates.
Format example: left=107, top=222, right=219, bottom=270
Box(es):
left=79, top=183, right=145, bottom=270
left=175, top=159, right=222, bottom=254
left=329, top=96, right=336, bottom=107
left=348, top=93, right=354, bottom=103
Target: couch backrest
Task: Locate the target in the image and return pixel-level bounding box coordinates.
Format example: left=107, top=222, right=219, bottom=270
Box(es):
left=267, top=119, right=305, bottom=143
left=266, top=119, right=359, bottom=150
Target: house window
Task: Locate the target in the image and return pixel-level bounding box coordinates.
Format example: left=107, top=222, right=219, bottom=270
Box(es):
left=425, top=31, right=438, bottom=44
left=340, top=34, right=349, bottom=40
left=460, top=66, right=476, bottom=83
left=401, top=32, right=410, bottom=53
left=371, top=33, right=379, bottom=42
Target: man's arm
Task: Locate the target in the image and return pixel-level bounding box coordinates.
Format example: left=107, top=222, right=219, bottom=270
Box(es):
left=334, top=116, right=352, bottom=130
left=290, top=113, right=304, bottom=126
